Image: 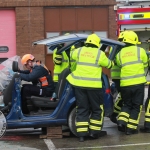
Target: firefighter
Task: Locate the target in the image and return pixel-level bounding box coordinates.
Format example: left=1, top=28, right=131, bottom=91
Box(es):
left=50, top=39, right=70, bottom=101
left=51, top=35, right=83, bottom=101
left=116, top=31, right=148, bottom=135
left=109, top=31, right=125, bottom=124
left=53, top=44, right=77, bottom=80
left=19, top=54, right=55, bottom=114
left=66, top=34, right=114, bottom=142
left=140, top=56, right=150, bottom=133
left=53, top=43, right=69, bottom=84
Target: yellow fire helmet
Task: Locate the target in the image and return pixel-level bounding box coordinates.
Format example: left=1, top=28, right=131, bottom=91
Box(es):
left=118, top=31, right=126, bottom=41
left=123, top=30, right=139, bottom=45
left=85, top=33, right=101, bottom=48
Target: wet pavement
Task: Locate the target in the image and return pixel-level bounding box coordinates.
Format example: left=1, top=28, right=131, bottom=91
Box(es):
left=0, top=128, right=48, bottom=150
left=0, top=112, right=150, bottom=150
left=0, top=87, right=150, bottom=150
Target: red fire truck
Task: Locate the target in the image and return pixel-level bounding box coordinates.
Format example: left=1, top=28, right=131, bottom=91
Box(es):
left=115, top=0, right=150, bottom=82
left=115, top=0, right=150, bottom=51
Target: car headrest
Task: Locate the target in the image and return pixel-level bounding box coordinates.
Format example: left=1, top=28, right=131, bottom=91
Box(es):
left=12, top=61, right=18, bottom=72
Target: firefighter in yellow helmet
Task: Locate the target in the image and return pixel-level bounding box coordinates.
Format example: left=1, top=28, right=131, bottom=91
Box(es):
left=66, top=33, right=114, bottom=142
left=51, top=33, right=83, bottom=100
left=140, top=46, right=150, bottom=133
left=109, top=31, right=125, bottom=124
left=53, top=43, right=69, bottom=84
left=19, top=54, right=54, bottom=114
left=53, top=33, right=73, bottom=85
left=140, top=83, right=150, bottom=133
left=116, top=31, right=148, bottom=135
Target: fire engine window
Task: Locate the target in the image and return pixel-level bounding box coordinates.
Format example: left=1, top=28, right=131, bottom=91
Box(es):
left=0, top=46, right=9, bottom=53
left=133, top=14, right=144, bottom=18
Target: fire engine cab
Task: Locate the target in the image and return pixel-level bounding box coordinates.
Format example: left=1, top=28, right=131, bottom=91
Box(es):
left=115, top=0, right=150, bottom=51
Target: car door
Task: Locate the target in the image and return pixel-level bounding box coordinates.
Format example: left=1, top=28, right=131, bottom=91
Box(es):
left=33, top=33, right=125, bottom=60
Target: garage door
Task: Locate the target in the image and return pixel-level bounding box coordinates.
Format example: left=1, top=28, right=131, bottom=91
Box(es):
left=0, top=9, right=16, bottom=69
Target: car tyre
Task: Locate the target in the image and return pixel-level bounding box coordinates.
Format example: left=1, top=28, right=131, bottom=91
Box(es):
left=68, top=107, right=77, bottom=137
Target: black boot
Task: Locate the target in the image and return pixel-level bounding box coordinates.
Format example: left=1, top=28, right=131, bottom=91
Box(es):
left=109, top=112, right=118, bottom=124
left=126, top=129, right=138, bottom=135
left=109, top=115, right=118, bottom=124
left=118, top=124, right=126, bottom=132
left=79, top=136, right=85, bottom=142
left=140, top=127, right=150, bottom=133
left=89, top=133, right=99, bottom=139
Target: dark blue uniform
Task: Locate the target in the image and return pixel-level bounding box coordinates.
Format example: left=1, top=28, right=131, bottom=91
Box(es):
left=19, top=65, right=55, bottom=114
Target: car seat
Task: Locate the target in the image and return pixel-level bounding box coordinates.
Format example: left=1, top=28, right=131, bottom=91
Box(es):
left=29, top=68, right=71, bottom=108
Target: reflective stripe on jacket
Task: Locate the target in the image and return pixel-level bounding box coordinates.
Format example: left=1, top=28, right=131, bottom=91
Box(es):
left=53, top=49, right=69, bottom=82
left=70, top=47, right=77, bottom=72
left=109, top=47, right=121, bottom=79
left=111, top=65, right=121, bottom=79
left=39, top=76, right=48, bottom=87
left=116, top=46, right=148, bottom=87
left=66, top=46, right=112, bottom=88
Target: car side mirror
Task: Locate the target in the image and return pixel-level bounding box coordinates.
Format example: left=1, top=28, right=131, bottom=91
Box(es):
left=12, top=61, right=19, bottom=72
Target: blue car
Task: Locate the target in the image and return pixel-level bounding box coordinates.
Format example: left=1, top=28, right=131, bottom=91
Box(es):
left=0, top=34, right=125, bottom=136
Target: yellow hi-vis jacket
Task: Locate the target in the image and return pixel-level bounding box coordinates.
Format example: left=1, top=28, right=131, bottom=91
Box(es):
left=53, top=49, right=69, bottom=82
left=116, top=46, right=148, bottom=87
left=109, top=47, right=121, bottom=79
left=66, top=46, right=113, bottom=88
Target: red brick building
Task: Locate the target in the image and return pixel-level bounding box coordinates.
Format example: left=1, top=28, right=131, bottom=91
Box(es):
left=0, top=0, right=117, bottom=75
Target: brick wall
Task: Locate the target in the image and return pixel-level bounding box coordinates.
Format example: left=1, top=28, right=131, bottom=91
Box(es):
left=0, top=0, right=116, bottom=7
left=16, top=7, right=45, bottom=62
left=0, top=0, right=117, bottom=63
left=108, top=6, right=117, bottom=40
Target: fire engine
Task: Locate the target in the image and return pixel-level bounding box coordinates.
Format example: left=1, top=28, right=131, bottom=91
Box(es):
left=115, top=0, right=150, bottom=51
left=115, top=0, right=150, bottom=81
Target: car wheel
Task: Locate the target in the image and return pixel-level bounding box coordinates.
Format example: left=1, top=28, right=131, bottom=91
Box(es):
left=68, top=107, right=77, bottom=136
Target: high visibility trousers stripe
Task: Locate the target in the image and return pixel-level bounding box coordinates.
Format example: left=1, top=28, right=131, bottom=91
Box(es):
left=90, top=119, right=102, bottom=125
left=127, top=105, right=142, bottom=130
left=114, top=93, right=122, bottom=111
left=89, top=125, right=101, bottom=131
left=118, top=117, right=128, bottom=122
left=137, top=105, right=143, bottom=123
left=145, top=118, right=150, bottom=122
left=89, top=105, right=104, bottom=132
left=145, top=99, right=150, bottom=123
left=76, top=122, right=89, bottom=126
left=127, top=124, right=137, bottom=129
left=77, top=128, right=88, bottom=132
left=119, top=112, right=129, bottom=117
